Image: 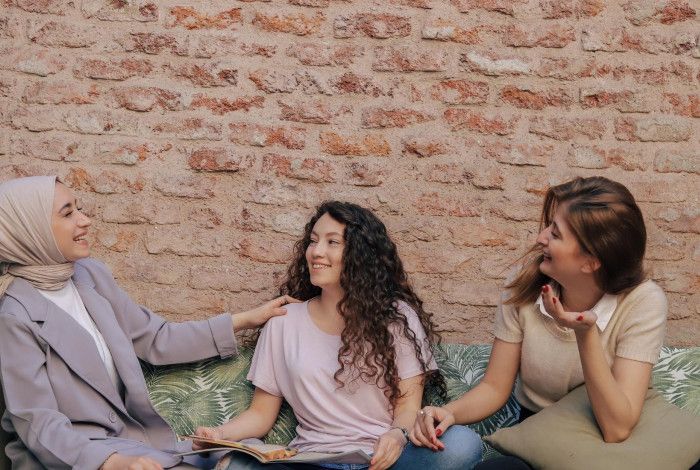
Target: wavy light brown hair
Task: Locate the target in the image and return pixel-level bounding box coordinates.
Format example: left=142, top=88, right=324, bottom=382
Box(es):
left=281, top=201, right=446, bottom=407
left=507, top=176, right=647, bottom=305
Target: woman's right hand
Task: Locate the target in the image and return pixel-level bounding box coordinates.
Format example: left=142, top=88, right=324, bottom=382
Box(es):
left=101, top=454, right=163, bottom=470
left=192, top=425, right=224, bottom=450
left=409, top=406, right=455, bottom=451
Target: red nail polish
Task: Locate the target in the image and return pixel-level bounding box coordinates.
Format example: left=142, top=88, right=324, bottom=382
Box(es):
left=577, top=315, right=583, bottom=321
left=542, top=285, right=548, bottom=292
left=436, top=429, right=443, bottom=437
left=552, top=298, right=557, bottom=304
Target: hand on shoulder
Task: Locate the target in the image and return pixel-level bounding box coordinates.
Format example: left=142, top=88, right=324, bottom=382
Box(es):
left=231, top=295, right=301, bottom=332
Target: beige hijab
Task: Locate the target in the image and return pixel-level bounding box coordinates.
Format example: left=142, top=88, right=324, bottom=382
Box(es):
left=0, top=176, right=74, bottom=296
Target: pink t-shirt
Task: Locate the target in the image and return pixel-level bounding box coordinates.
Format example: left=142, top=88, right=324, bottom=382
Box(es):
left=247, top=300, right=437, bottom=454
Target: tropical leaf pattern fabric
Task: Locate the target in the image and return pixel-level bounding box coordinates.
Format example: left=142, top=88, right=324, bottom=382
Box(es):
left=142, top=345, right=699, bottom=459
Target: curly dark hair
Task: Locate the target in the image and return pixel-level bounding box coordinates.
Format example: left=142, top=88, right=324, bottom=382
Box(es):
left=280, top=201, right=446, bottom=408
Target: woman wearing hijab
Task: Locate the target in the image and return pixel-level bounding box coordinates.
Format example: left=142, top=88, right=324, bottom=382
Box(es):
left=0, top=176, right=297, bottom=470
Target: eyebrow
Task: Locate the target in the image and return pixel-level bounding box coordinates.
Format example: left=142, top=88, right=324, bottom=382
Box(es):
left=58, top=200, right=76, bottom=213
left=552, top=221, right=562, bottom=235
left=310, top=230, right=344, bottom=237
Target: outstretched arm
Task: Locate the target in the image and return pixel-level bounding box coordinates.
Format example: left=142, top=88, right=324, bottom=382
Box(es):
left=411, top=339, right=520, bottom=449
left=193, top=387, right=283, bottom=448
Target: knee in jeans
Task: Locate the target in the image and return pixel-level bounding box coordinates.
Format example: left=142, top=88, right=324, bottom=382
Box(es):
left=437, top=426, right=483, bottom=469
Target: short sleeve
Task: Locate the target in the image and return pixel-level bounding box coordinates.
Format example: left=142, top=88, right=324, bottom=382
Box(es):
left=246, top=320, right=282, bottom=397
left=393, top=302, right=438, bottom=380
left=494, top=290, right=523, bottom=343
left=615, top=282, right=667, bottom=364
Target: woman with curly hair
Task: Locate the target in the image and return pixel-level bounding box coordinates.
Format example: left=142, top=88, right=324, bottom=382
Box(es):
left=194, top=201, right=483, bottom=470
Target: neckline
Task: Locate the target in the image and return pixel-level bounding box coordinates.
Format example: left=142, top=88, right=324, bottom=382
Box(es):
left=303, top=298, right=343, bottom=339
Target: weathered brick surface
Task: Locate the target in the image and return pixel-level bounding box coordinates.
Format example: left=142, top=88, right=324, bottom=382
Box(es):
left=2, top=0, right=697, bottom=345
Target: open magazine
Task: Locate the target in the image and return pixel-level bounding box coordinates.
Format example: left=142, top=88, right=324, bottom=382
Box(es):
left=178, top=435, right=372, bottom=465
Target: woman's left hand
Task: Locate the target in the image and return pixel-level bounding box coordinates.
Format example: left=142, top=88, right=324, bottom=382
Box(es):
left=369, top=429, right=406, bottom=470
left=541, top=284, right=597, bottom=332
left=231, top=295, right=301, bottom=331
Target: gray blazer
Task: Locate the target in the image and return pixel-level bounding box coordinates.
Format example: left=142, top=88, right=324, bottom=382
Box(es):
left=0, top=258, right=237, bottom=469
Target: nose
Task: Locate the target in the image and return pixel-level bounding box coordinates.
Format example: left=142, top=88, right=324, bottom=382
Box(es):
left=536, top=225, right=550, bottom=246
left=310, top=241, right=325, bottom=258
left=78, top=211, right=92, bottom=228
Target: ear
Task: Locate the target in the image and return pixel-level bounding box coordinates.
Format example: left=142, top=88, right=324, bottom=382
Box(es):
left=580, top=255, right=601, bottom=274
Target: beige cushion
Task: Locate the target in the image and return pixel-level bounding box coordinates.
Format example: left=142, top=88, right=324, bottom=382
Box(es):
left=485, top=385, right=700, bottom=470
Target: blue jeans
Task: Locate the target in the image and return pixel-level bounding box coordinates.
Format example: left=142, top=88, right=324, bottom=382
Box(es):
left=224, top=425, right=482, bottom=470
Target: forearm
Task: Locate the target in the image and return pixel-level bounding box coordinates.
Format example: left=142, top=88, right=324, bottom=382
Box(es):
left=445, top=380, right=512, bottom=425
left=576, top=327, right=637, bottom=442
left=217, top=408, right=277, bottom=441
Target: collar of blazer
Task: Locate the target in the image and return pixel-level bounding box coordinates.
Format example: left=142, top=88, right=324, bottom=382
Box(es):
left=4, top=275, right=130, bottom=416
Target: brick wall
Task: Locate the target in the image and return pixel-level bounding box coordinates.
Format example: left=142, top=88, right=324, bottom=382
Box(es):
left=1, top=0, right=698, bottom=346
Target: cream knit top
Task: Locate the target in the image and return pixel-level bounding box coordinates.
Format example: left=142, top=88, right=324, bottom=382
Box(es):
left=494, top=280, right=668, bottom=412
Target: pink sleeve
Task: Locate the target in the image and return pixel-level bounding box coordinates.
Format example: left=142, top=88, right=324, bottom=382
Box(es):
left=246, top=320, right=282, bottom=397
left=394, top=302, right=438, bottom=380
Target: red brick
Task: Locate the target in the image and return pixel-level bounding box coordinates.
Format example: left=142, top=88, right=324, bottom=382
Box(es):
left=82, top=0, right=158, bottom=22
left=188, top=147, right=247, bottom=172
left=329, top=72, right=386, bottom=97
left=239, top=236, right=292, bottom=264
left=172, top=61, right=238, bottom=87
left=278, top=99, right=347, bottom=124
left=503, top=24, right=575, bottom=48
left=580, top=88, right=651, bottom=113
left=65, top=168, right=143, bottom=194
left=402, top=138, right=450, bottom=158
left=149, top=118, right=222, bottom=141
left=9, top=106, right=59, bottom=132
left=14, top=136, right=80, bottom=162
left=584, top=61, right=695, bottom=86
left=402, top=246, right=467, bottom=274
left=29, top=21, right=96, bottom=48
left=389, top=0, right=432, bottom=7
left=63, top=109, right=138, bottom=136
left=286, top=42, right=363, bottom=66
left=334, top=14, right=411, bottom=39
left=73, top=58, right=153, bottom=81
left=663, top=93, right=700, bottom=117
left=319, top=131, right=390, bottom=156
left=647, top=236, right=686, bottom=261
left=23, top=81, right=98, bottom=105
left=154, top=175, right=215, bottom=199
left=623, top=0, right=696, bottom=25
left=567, top=145, right=646, bottom=170
left=460, top=51, right=531, bottom=76
left=101, top=199, right=180, bottom=224
left=654, top=149, right=700, bottom=173
left=373, top=46, right=447, bottom=72
left=248, top=69, right=298, bottom=93
left=96, top=228, right=139, bottom=253
left=262, top=154, right=336, bottom=183
left=632, top=181, right=688, bottom=202
left=655, top=207, right=700, bottom=233
left=289, top=0, right=330, bottom=6
left=450, top=0, right=526, bottom=15
left=614, top=116, right=691, bottom=142
left=113, top=258, right=182, bottom=286
left=540, top=0, right=605, bottom=18
left=190, top=95, right=264, bottom=115
left=449, top=221, right=519, bottom=249
left=346, top=162, right=385, bottom=187
left=444, top=109, right=516, bottom=135
left=529, top=117, right=605, bottom=140
left=416, top=193, right=481, bottom=217
left=96, top=141, right=170, bottom=165
left=167, top=6, right=242, bottom=29
left=252, top=11, right=324, bottom=36
left=430, top=79, right=488, bottom=105
left=499, top=86, right=573, bottom=110
left=424, top=163, right=473, bottom=184
left=188, top=263, right=279, bottom=292
left=120, top=32, right=185, bottom=55
left=3, top=48, right=67, bottom=77
left=492, top=143, right=553, bottom=166
left=111, top=86, right=182, bottom=112
left=146, top=226, right=222, bottom=257
left=229, top=123, right=306, bottom=149
left=9, top=0, right=68, bottom=14
left=441, top=279, right=500, bottom=306
left=421, top=18, right=482, bottom=44
left=361, top=107, right=434, bottom=129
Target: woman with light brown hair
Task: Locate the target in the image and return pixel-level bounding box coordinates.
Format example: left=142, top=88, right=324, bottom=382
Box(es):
left=409, top=176, right=669, bottom=468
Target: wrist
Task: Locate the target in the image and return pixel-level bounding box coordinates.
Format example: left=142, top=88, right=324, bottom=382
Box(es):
left=231, top=311, right=251, bottom=332
left=388, top=426, right=409, bottom=445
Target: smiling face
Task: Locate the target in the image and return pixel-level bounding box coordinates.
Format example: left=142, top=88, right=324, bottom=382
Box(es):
left=305, top=213, right=345, bottom=291
left=51, top=183, right=91, bottom=262
left=536, top=202, right=598, bottom=286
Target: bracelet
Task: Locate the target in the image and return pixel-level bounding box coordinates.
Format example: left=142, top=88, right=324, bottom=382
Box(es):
left=389, top=426, right=409, bottom=445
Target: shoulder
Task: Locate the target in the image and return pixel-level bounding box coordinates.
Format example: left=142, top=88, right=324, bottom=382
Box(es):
left=261, top=300, right=309, bottom=333
left=620, top=280, right=667, bottom=308
left=74, top=258, right=114, bottom=283
left=0, top=293, right=30, bottom=322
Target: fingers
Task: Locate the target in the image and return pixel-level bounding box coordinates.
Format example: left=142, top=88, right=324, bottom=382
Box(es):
left=271, top=307, right=287, bottom=317
left=271, top=295, right=301, bottom=307
left=414, top=408, right=442, bottom=451
left=369, top=439, right=401, bottom=470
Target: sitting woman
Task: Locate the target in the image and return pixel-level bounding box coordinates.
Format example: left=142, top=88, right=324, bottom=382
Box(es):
left=410, top=176, right=669, bottom=469
left=194, top=201, right=483, bottom=470
left=0, top=176, right=296, bottom=470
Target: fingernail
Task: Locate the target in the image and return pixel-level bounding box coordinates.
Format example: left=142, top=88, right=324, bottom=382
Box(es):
left=542, top=285, right=549, bottom=292
left=436, top=429, right=443, bottom=437
left=552, top=298, right=557, bottom=304
left=577, top=315, right=583, bottom=321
